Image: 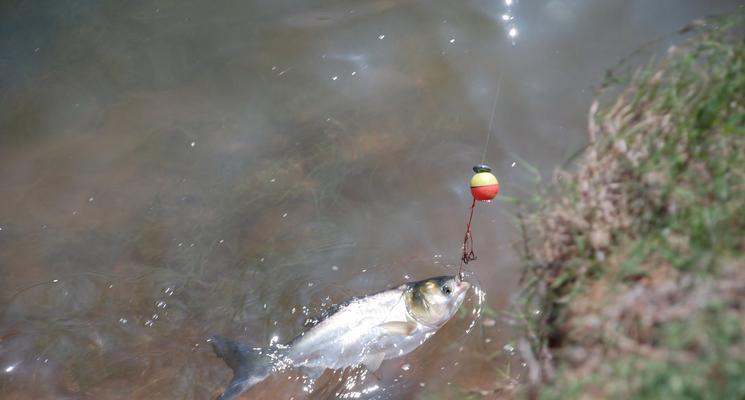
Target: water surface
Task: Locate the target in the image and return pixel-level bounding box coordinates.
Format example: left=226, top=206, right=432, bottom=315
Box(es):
left=0, top=1, right=740, bottom=398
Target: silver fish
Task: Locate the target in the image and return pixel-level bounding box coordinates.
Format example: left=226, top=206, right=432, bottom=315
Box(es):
left=211, top=275, right=471, bottom=400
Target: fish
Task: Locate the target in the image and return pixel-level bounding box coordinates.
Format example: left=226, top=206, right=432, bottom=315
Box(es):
left=211, top=275, right=471, bottom=400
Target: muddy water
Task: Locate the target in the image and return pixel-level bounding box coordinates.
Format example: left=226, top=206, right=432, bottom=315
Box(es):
left=0, top=1, right=740, bottom=399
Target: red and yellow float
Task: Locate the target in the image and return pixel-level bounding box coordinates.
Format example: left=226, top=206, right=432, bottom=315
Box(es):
left=469, top=164, right=500, bottom=201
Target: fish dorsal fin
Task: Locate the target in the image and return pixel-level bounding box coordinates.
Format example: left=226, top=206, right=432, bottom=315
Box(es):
left=301, top=366, right=325, bottom=381
left=361, top=352, right=386, bottom=372
left=302, top=299, right=352, bottom=328
left=379, top=321, right=417, bottom=336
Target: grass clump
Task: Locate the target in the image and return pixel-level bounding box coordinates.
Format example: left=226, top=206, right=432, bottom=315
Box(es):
left=515, top=14, right=745, bottom=399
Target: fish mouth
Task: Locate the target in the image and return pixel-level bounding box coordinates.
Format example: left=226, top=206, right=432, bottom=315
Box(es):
left=453, top=280, right=471, bottom=295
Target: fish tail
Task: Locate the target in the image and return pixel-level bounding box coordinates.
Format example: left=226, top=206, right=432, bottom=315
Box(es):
left=211, top=335, right=274, bottom=400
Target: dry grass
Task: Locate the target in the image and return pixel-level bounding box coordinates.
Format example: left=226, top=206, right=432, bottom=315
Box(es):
left=514, top=14, right=745, bottom=399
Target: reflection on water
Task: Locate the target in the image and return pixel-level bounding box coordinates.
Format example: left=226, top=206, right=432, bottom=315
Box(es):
left=0, top=0, right=739, bottom=398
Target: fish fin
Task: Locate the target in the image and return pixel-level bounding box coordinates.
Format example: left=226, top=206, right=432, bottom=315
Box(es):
left=210, top=336, right=274, bottom=400
left=379, top=321, right=416, bottom=336
left=361, top=352, right=386, bottom=372
left=301, top=366, right=325, bottom=381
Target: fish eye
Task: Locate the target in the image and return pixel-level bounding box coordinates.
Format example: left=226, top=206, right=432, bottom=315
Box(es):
left=442, top=285, right=452, bottom=295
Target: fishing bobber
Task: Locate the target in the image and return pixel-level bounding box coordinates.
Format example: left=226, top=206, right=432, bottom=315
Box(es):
left=470, top=164, right=500, bottom=201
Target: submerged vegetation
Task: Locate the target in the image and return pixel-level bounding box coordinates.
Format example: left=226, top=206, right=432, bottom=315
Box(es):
left=514, top=14, right=745, bottom=399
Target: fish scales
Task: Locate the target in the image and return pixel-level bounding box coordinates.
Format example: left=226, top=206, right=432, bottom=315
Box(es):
left=211, top=275, right=470, bottom=400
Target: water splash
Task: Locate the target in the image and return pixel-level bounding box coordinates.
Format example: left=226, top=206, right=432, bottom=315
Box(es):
left=461, top=270, right=486, bottom=336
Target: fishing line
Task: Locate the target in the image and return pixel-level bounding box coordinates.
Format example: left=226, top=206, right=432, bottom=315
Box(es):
left=480, top=72, right=503, bottom=164
left=458, top=72, right=503, bottom=282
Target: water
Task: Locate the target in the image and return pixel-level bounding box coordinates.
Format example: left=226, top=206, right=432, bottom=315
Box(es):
left=0, top=1, right=740, bottom=399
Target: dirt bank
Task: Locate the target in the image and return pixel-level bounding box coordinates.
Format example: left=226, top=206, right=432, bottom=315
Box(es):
left=515, top=14, right=745, bottom=399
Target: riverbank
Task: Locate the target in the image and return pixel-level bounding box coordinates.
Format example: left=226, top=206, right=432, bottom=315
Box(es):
left=515, top=14, right=744, bottom=399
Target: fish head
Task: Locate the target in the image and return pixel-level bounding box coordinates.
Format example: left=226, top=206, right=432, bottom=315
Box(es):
left=405, top=276, right=470, bottom=328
